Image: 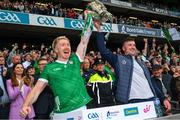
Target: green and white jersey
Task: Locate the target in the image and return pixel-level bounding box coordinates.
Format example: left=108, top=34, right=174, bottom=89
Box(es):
left=39, top=53, right=91, bottom=113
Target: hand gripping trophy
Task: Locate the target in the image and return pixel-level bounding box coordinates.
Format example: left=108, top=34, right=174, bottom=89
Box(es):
left=87, top=0, right=113, bottom=23
left=82, top=0, right=113, bottom=40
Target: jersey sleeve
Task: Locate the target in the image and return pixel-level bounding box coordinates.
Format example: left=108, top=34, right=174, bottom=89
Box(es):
left=70, top=53, right=82, bottom=64
left=39, top=65, right=49, bottom=83
left=75, top=52, right=83, bottom=63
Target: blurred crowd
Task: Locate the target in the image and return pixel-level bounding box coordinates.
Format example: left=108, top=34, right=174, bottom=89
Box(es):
left=0, top=0, right=180, bottom=31
left=125, top=0, right=180, bottom=12
left=0, top=0, right=83, bottom=19
left=113, top=16, right=180, bottom=31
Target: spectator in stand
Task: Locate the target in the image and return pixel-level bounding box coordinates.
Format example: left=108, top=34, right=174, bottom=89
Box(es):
left=7, top=43, right=19, bottom=68
left=8, top=54, right=21, bottom=68
left=10, top=54, right=21, bottom=67
left=113, top=16, right=118, bottom=24
left=94, top=20, right=171, bottom=116
left=58, top=8, right=63, bottom=17
left=88, top=58, right=115, bottom=108
left=151, top=65, right=173, bottom=115
left=31, top=50, right=40, bottom=75
left=151, top=65, right=171, bottom=99
left=49, top=4, right=55, bottom=16
left=6, top=54, right=21, bottom=79
left=67, top=9, right=76, bottom=19
left=33, top=58, right=54, bottom=119
left=81, top=57, right=94, bottom=84
left=24, top=65, right=35, bottom=88
left=170, top=66, right=180, bottom=110
left=144, top=21, right=152, bottom=28
left=144, top=60, right=152, bottom=72
left=81, top=57, right=95, bottom=108
left=77, top=11, right=83, bottom=20
left=18, top=2, right=24, bottom=12
left=162, top=44, right=171, bottom=65
left=54, top=4, right=59, bottom=16
left=170, top=54, right=179, bottom=66
left=62, top=8, right=67, bottom=18
left=22, top=53, right=32, bottom=69
left=31, top=3, right=39, bottom=14
left=0, top=55, right=10, bottom=119
left=153, top=54, right=162, bottom=65
left=2, top=48, right=9, bottom=61
left=169, top=65, right=176, bottom=76
left=6, top=63, right=35, bottom=119
left=19, top=44, right=28, bottom=55
left=162, top=64, right=173, bottom=97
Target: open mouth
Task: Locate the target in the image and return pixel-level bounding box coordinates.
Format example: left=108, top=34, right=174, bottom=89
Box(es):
left=63, top=48, right=71, bottom=56
left=64, top=51, right=70, bottom=55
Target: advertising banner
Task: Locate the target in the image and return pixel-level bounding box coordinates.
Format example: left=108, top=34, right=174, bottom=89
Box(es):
left=29, top=14, right=64, bottom=28
left=132, top=3, right=150, bottom=10
left=83, top=101, right=156, bottom=120
left=64, top=18, right=118, bottom=33
left=154, top=8, right=168, bottom=15
left=0, top=10, right=29, bottom=25
left=52, top=101, right=156, bottom=120
left=118, top=24, right=162, bottom=37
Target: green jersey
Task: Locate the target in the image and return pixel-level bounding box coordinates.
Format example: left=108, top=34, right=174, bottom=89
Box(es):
left=40, top=54, right=91, bottom=113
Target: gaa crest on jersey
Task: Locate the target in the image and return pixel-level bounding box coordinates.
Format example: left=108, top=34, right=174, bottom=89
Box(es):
left=68, top=60, right=73, bottom=64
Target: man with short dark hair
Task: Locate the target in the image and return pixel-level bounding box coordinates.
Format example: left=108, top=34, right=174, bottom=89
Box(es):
left=151, top=65, right=170, bottom=98
left=94, top=21, right=171, bottom=116
left=33, top=58, right=54, bottom=119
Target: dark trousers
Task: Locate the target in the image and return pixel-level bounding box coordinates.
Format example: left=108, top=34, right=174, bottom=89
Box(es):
left=116, top=97, right=155, bottom=105
left=34, top=114, right=50, bottom=120
left=0, top=103, right=10, bottom=119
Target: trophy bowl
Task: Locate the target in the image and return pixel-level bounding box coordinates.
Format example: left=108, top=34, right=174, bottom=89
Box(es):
left=87, top=0, right=113, bottom=23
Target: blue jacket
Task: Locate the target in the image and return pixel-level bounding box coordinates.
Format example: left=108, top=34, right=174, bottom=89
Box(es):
left=96, top=32, right=165, bottom=103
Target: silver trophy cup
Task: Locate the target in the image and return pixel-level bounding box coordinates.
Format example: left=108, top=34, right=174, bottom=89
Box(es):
left=87, top=0, right=113, bottom=23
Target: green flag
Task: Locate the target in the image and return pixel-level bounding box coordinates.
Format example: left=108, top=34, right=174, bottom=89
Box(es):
left=162, top=28, right=173, bottom=41
left=162, top=28, right=176, bottom=53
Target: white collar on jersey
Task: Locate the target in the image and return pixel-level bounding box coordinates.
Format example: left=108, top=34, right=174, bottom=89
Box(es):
left=55, top=60, right=68, bottom=64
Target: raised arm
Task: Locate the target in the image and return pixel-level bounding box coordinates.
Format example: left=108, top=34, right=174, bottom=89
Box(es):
left=142, top=38, right=148, bottom=56
left=76, top=29, right=91, bottom=61
left=152, top=38, right=156, bottom=51
left=94, top=21, right=117, bottom=66
left=20, top=81, right=47, bottom=118
left=76, top=13, right=93, bottom=60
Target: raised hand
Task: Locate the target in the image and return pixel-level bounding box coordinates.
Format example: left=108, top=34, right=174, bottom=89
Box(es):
left=94, top=20, right=102, bottom=32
